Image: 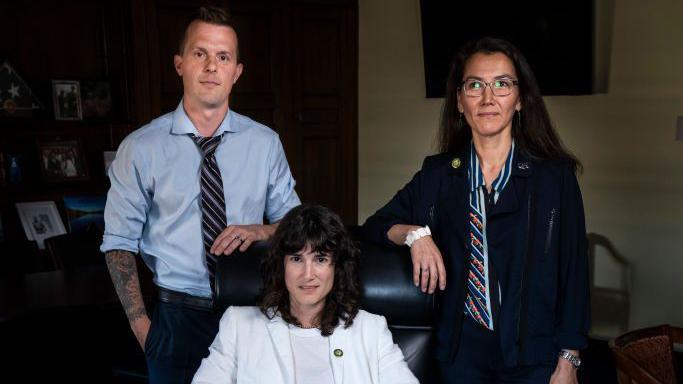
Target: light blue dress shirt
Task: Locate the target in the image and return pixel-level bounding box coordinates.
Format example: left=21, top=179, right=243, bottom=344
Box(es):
left=101, top=102, right=301, bottom=297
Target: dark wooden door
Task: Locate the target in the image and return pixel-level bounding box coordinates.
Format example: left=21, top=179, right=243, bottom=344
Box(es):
left=283, top=4, right=358, bottom=223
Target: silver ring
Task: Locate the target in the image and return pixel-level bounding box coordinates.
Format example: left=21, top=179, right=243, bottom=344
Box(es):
left=234, top=235, right=242, bottom=241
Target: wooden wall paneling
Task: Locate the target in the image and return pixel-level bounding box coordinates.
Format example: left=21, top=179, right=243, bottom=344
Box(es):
left=229, top=5, right=279, bottom=129
left=128, top=0, right=160, bottom=124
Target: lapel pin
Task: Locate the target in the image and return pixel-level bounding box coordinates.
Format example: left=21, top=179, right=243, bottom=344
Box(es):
left=451, top=158, right=461, bottom=169
left=517, top=162, right=529, bottom=170
left=333, top=349, right=343, bottom=357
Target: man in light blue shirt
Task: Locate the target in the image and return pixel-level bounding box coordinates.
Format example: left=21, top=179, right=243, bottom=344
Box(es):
left=100, top=6, right=300, bottom=384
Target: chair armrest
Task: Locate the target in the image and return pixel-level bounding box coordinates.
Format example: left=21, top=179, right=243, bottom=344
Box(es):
left=612, top=349, right=664, bottom=384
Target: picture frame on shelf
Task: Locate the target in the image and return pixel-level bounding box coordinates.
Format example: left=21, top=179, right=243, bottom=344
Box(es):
left=6, top=153, right=23, bottom=185
left=81, top=80, right=113, bottom=119
left=16, top=201, right=67, bottom=249
left=37, top=139, right=88, bottom=182
left=63, top=196, right=106, bottom=233
left=52, top=80, right=82, bottom=120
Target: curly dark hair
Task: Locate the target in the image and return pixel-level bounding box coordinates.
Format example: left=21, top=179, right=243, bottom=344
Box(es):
left=258, top=204, right=361, bottom=336
left=438, top=37, right=581, bottom=173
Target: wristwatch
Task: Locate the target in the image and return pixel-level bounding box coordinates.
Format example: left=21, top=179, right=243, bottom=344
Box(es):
left=558, top=350, right=581, bottom=369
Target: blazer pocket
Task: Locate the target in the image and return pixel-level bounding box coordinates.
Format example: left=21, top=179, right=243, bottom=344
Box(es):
left=543, top=208, right=558, bottom=254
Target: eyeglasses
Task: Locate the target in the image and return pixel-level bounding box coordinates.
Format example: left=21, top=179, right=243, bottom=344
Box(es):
left=460, top=78, right=519, bottom=97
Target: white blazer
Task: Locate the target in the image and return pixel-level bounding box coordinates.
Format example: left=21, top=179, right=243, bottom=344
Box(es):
left=192, top=306, right=419, bottom=384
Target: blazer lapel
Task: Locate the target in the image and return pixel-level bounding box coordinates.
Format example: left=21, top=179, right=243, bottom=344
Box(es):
left=489, top=151, right=533, bottom=218
left=440, top=155, right=469, bottom=251
left=329, top=324, right=349, bottom=384
left=486, top=154, right=533, bottom=257
left=266, top=315, right=295, bottom=384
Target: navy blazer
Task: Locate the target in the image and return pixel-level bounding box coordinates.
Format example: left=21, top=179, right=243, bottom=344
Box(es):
left=361, top=148, right=590, bottom=367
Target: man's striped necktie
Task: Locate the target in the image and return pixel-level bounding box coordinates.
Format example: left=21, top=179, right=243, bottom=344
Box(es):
left=192, top=134, right=226, bottom=297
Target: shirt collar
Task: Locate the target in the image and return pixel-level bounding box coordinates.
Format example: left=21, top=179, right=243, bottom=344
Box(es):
left=468, top=140, right=516, bottom=192
left=170, top=99, right=240, bottom=136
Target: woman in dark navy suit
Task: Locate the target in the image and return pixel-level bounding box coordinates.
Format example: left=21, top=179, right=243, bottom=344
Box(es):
left=362, top=38, right=590, bottom=384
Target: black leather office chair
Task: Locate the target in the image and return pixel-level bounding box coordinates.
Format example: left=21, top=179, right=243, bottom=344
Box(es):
left=215, top=240, right=436, bottom=383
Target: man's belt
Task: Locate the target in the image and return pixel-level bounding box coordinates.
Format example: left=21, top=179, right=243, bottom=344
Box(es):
left=158, top=287, right=214, bottom=311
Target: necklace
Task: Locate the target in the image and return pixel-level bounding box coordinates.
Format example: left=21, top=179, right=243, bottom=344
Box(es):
left=295, top=322, right=319, bottom=329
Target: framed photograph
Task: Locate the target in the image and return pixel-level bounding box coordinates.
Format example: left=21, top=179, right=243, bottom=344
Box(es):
left=81, top=80, right=113, bottom=118
left=52, top=80, right=82, bottom=120
left=16, top=201, right=67, bottom=249
left=63, top=196, right=106, bottom=233
left=6, top=153, right=22, bottom=184
left=38, top=140, right=88, bottom=182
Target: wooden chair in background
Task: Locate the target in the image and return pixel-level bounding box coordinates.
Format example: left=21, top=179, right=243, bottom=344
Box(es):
left=611, top=325, right=683, bottom=384
left=587, top=233, right=631, bottom=338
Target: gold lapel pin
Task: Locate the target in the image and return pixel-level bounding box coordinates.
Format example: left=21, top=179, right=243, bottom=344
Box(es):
left=333, top=349, right=343, bottom=357
left=451, top=158, right=462, bottom=169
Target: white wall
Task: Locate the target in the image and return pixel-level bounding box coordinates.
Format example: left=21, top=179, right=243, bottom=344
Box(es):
left=359, top=0, right=683, bottom=331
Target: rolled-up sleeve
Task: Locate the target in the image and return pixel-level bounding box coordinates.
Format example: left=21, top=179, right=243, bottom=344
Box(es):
left=264, top=136, right=300, bottom=223
left=556, top=164, right=590, bottom=350
left=100, top=138, right=152, bottom=254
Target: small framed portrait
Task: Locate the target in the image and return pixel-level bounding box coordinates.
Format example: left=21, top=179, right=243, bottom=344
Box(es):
left=16, top=201, right=67, bottom=249
left=63, top=196, right=106, bottom=233
left=38, top=140, right=88, bottom=182
left=52, top=80, right=82, bottom=120
left=81, top=80, right=113, bottom=118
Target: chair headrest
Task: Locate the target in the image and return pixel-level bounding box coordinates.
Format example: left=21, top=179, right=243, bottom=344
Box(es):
left=215, top=240, right=433, bottom=327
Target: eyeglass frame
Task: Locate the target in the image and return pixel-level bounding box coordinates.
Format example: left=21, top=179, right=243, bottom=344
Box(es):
left=458, top=78, right=520, bottom=97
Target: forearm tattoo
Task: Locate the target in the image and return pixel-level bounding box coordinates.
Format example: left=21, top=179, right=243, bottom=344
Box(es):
left=105, top=250, right=147, bottom=323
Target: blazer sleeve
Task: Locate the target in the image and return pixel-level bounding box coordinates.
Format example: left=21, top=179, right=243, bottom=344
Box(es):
left=192, top=307, right=239, bottom=384
left=375, top=315, right=420, bottom=384
left=556, top=165, right=591, bottom=350
left=361, top=159, right=430, bottom=247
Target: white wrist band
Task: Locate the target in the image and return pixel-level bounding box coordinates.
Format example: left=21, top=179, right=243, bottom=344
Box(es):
left=404, top=225, right=431, bottom=247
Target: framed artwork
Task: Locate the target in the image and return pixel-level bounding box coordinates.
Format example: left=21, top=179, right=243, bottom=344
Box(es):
left=38, top=140, right=88, bottom=182
left=63, top=196, right=106, bottom=233
left=52, top=80, right=82, bottom=120
left=16, top=201, right=67, bottom=249
left=6, top=153, right=22, bottom=184
left=81, top=80, right=113, bottom=118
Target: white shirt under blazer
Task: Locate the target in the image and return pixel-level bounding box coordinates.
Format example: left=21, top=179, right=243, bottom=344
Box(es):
left=192, top=306, right=419, bottom=384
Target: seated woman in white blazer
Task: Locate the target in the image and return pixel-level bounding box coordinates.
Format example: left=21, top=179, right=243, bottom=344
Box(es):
left=193, top=204, right=419, bottom=384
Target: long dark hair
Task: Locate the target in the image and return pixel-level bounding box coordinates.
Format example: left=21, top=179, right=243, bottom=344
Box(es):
left=258, top=204, right=360, bottom=336
left=438, top=37, right=581, bottom=172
